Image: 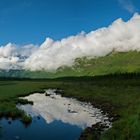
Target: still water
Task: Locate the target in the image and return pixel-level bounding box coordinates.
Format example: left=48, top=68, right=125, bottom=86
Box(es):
left=0, top=89, right=110, bottom=140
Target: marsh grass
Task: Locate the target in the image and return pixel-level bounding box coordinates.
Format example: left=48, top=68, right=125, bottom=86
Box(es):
left=0, top=73, right=140, bottom=139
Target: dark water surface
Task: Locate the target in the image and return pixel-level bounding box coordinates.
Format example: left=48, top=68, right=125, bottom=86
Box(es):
left=0, top=117, right=82, bottom=140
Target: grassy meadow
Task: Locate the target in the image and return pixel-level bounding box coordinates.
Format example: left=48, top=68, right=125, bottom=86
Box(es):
left=0, top=73, right=140, bottom=139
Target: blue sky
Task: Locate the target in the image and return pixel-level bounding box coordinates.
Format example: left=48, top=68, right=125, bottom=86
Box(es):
left=0, top=0, right=139, bottom=45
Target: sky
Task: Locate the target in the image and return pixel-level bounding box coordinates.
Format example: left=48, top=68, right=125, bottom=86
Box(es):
left=0, top=0, right=139, bottom=45
left=0, top=0, right=140, bottom=71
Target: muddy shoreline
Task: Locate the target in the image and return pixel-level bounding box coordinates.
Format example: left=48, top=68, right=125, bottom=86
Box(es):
left=53, top=88, right=120, bottom=140
left=78, top=99, right=120, bottom=140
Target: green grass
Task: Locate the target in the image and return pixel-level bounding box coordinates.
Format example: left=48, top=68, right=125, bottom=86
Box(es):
left=0, top=74, right=140, bottom=139
left=0, top=80, right=44, bottom=122
left=55, top=51, right=140, bottom=77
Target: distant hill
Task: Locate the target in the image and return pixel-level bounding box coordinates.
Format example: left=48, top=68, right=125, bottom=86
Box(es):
left=0, top=51, right=140, bottom=78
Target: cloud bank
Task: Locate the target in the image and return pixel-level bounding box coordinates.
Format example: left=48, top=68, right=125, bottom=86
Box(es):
left=0, top=13, right=140, bottom=71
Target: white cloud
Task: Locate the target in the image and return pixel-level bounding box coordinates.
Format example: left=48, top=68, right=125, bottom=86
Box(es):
left=0, top=13, right=140, bottom=71
left=0, top=43, right=14, bottom=57
left=0, top=43, right=37, bottom=70
left=118, top=0, right=137, bottom=13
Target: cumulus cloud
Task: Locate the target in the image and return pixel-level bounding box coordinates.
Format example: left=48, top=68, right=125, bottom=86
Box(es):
left=0, top=43, right=37, bottom=70
left=118, top=0, right=137, bottom=13
left=0, top=13, right=140, bottom=71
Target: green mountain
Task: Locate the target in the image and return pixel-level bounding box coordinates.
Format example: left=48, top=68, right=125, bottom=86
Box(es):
left=0, top=51, right=140, bottom=78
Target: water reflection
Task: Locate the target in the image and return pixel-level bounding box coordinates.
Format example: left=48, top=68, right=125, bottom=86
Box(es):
left=18, top=89, right=110, bottom=129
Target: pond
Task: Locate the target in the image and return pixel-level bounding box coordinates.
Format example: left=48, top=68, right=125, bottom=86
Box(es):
left=0, top=89, right=110, bottom=140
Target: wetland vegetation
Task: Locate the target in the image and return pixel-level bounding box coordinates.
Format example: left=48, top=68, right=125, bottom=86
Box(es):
left=0, top=73, right=140, bottom=139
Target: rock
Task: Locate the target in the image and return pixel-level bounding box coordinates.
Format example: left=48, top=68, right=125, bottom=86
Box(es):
left=8, top=121, right=12, bottom=124
left=45, top=93, right=49, bottom=96
left=55, top=88, right=64, bottom=94
left=67, top=109, right=78, bottom=113
left=37, top=116, right=40, bottom=120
